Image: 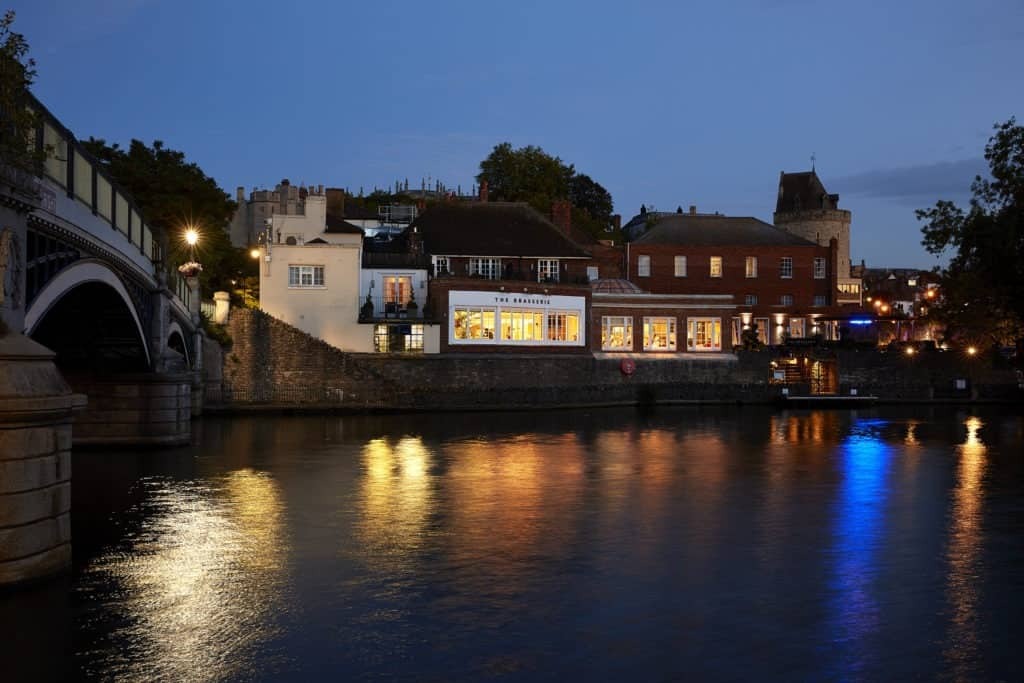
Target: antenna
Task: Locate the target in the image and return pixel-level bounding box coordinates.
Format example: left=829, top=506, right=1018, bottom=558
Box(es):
left=811, top=152, right=816, bottom=172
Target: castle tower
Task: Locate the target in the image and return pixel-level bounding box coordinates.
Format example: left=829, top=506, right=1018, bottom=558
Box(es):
left=773, top=170, right=861, bottom=305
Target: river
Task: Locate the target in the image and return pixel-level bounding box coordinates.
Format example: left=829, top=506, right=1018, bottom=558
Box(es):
left=2, top=405, right=1022, bottom=681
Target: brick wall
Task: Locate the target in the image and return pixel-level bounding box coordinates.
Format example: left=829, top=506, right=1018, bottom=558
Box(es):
left=627, top=243, right=835, bottom=313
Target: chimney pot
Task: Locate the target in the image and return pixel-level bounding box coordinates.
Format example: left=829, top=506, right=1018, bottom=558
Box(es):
left=479, top=180, right=489, bottom=203
left=689, top=205, right=697, bottom=215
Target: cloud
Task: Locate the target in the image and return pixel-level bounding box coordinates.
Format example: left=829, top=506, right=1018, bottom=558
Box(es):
left=833, top=159, right=988, bottom=205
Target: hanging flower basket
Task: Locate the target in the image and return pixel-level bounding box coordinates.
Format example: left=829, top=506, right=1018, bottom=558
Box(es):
left=178, top=261, right=203, bottom=278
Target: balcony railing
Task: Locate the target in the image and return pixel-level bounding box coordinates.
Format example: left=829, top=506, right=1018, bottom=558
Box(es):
left=358, top=293, right=424, bottom=320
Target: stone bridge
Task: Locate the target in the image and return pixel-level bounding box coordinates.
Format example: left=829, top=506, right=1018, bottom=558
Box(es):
left=2, top=94, right=202, bottom=586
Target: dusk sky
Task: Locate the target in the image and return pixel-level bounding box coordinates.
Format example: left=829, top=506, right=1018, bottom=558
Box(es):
left=11, top=0, right=1023, bottom=267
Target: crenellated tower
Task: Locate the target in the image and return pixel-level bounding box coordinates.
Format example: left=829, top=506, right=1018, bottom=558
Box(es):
left=773, top=170, right=861, bottom=305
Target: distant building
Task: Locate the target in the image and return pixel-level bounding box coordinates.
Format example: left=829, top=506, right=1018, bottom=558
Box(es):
left=773, top=170, right=862, bottom=306
left=228, top=179, right=311, bottom=247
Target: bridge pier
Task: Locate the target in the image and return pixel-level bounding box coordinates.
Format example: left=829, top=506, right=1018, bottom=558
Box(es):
left=0, top=334, right=85, bottom=587
left=64, top=372, right=192, bottom=447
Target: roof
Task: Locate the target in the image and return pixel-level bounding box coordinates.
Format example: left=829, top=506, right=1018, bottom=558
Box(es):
left=776, top=170, right=839, bottom=213
left=632, top=214, right=818, bottom=247
left=410, top=202, right=591, bottom=258
left=324, top=214, right=365, bottom=234
left=591, top=278, right=644, bottom=294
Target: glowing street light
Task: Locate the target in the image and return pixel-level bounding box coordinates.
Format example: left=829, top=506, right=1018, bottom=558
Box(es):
left=250, top=248, right=261, bottom=259
left=966, top=346, right=978, bottom=357
left=184, top=227, right=200, bottom=247
left=904, top=346, right=916, bottom=356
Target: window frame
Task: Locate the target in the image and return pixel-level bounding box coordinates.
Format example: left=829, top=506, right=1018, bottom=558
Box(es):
left=288, top=264, right=325, bottom=288
left=637, top=255, right=651, bottom=277
left=642, top=316, right=677, bottom=352
left=674, top=255, right=687, bottom=277
left=779, top=256, right=793, bottom=279
left=709, top=256, right=723, bottom=278
left=686, top=317, right=723, bottom=352
left=745, top=256, right=758, bottom=278
left=601, top=316, right=634, bottom=351
left=813, top=257, right=826, bottom=279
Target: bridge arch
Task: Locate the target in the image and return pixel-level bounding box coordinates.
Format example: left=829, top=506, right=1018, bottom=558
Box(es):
left=167, top=320, right=191, bottom=367
left=26, top=260, right=152, bottom=370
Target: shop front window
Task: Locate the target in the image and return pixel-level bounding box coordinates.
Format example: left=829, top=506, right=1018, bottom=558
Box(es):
left=453, top=307, right=496, bottom=340
left=642, top=317, right=676, bottom=351
left=601, top=316, right=633, bottom=350
left=687, top=317, right=722, bottom=351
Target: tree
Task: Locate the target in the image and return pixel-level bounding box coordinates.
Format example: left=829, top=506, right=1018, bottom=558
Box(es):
left=0, top=10, right=44, bottom=196
left=476, top=143, right=616, bottom=240
left=81, top=138, right=244, bottom=293
left=917, top=118, right=1024, bottom=348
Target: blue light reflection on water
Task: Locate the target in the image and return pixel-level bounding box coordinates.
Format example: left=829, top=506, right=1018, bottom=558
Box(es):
left=827, top=418, right=893, bottom=677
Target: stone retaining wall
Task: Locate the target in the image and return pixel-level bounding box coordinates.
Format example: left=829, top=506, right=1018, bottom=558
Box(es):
left=219, top=310, right=1022, bottom=410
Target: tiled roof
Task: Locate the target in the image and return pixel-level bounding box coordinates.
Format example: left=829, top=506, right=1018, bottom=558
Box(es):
left=410, top=202, right=591, bottom=258
left=591, top=278, right=644, bottom=294
left=632, top=214, right=817, bottom=247
left=324, top=214, right=365, bottom=234
left=776, top=170, right=839, bottom=213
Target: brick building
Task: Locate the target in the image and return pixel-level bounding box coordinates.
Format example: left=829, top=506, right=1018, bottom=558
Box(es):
left=411, top=202, right=594, bottom=353
left=624, top=211, right=839, bottom=345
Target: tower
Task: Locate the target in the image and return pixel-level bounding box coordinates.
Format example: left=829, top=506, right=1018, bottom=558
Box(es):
left=773, top=170, right=861, bottom=305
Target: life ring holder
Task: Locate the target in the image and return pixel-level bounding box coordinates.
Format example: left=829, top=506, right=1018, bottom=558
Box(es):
left=620, top=358, right=636, bottom=376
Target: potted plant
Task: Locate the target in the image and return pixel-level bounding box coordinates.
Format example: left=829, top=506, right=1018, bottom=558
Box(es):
left=360, top=292, right=374, bottom=319
left=178, top=261, right=203, bottom=278
left=405, top=290, right=418, bottom=315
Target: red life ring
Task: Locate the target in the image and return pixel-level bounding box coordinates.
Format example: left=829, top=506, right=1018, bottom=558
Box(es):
left=620, top=358, right=636, bottom=376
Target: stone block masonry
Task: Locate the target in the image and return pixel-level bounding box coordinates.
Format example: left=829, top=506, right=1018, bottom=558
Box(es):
left=0, top=334, right=85, bottom=587
left=220, top=310, right=1021, bottom=411
left=221, top=309, right=773, bottom=410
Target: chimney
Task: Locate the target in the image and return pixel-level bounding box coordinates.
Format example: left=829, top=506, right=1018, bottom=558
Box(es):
left=236, top=186, right=245, bottom=202
left=612, top=214, right=621, bottom=231
left=326, top=188, right=345, bottom=217
left=689, top=205, right=697, bottom=215
left=479, top=180, right=489, bottom=203
left=551, top=199, right=572, bottom=236
left=408, top=225, right=423, bottom=256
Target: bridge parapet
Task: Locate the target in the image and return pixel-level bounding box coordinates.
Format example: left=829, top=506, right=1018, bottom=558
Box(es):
left=33, top=95, right=162, bottom=283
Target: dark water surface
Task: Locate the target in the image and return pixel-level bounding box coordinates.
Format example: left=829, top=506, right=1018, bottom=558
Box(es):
left=2, top=406, right=1023, bottom=681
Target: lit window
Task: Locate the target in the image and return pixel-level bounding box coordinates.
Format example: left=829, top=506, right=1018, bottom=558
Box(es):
left=547, top=312, right=581, bottom=342
left=780, top=257, right=793, bottom=278
left=642, top=317, right=676, bottom=351
left=452, top=307, right=497, bottom=340
left=789, top=318, right=806, bottom=338
left=686, top=317, right=722, bottom=352
left=745, top=256, right=758, bottom=278
left=780, top=294, right=794, bottom=306
left=674, top=255, right=687, bottom=277
left=383, top=276, right=412, bottom=305
left=813, top=257, right=826, bottom=279
left=288, top=265, right=324, bottom=288
left=601, top=316, right=633, bottom=350
left=538, top=259, right=560, bottom=283
left=710, top=256, right=723, bottom=278
left=499, top=309, right=545, bottom=342
left=754, top=318, right=769, bottom=344
left=637, top=255, right=651, bottom=277
left=745, top=294, right=757, bottom=306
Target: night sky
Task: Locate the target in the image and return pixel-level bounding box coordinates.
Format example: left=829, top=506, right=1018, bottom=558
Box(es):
left=11, top=0, right=1023, bottom=267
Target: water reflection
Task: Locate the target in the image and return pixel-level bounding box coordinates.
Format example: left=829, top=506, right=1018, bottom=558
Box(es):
left=828, top=420, right=892, bottom=676
left=944, top=416, right=987, bottom=676
left=77, top=469, right=289, bottom=682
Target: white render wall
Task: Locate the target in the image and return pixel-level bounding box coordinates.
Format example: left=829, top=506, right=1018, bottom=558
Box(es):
left=259, top=241, right=373, bottom=352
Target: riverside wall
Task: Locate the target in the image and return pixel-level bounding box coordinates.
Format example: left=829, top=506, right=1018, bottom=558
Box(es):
left=215, top=310, right=1022, bottom=411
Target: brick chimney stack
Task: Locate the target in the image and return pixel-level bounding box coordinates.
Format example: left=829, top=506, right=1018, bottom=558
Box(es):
left=612, top=214, right=621, bottom=231
left=325, top=188, right=346, bottom=217
left=551, top=199, right=572, bottom=236
left=479, top=180, right=489, bottom=203
left=689, top=205, right=697, bottom=215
